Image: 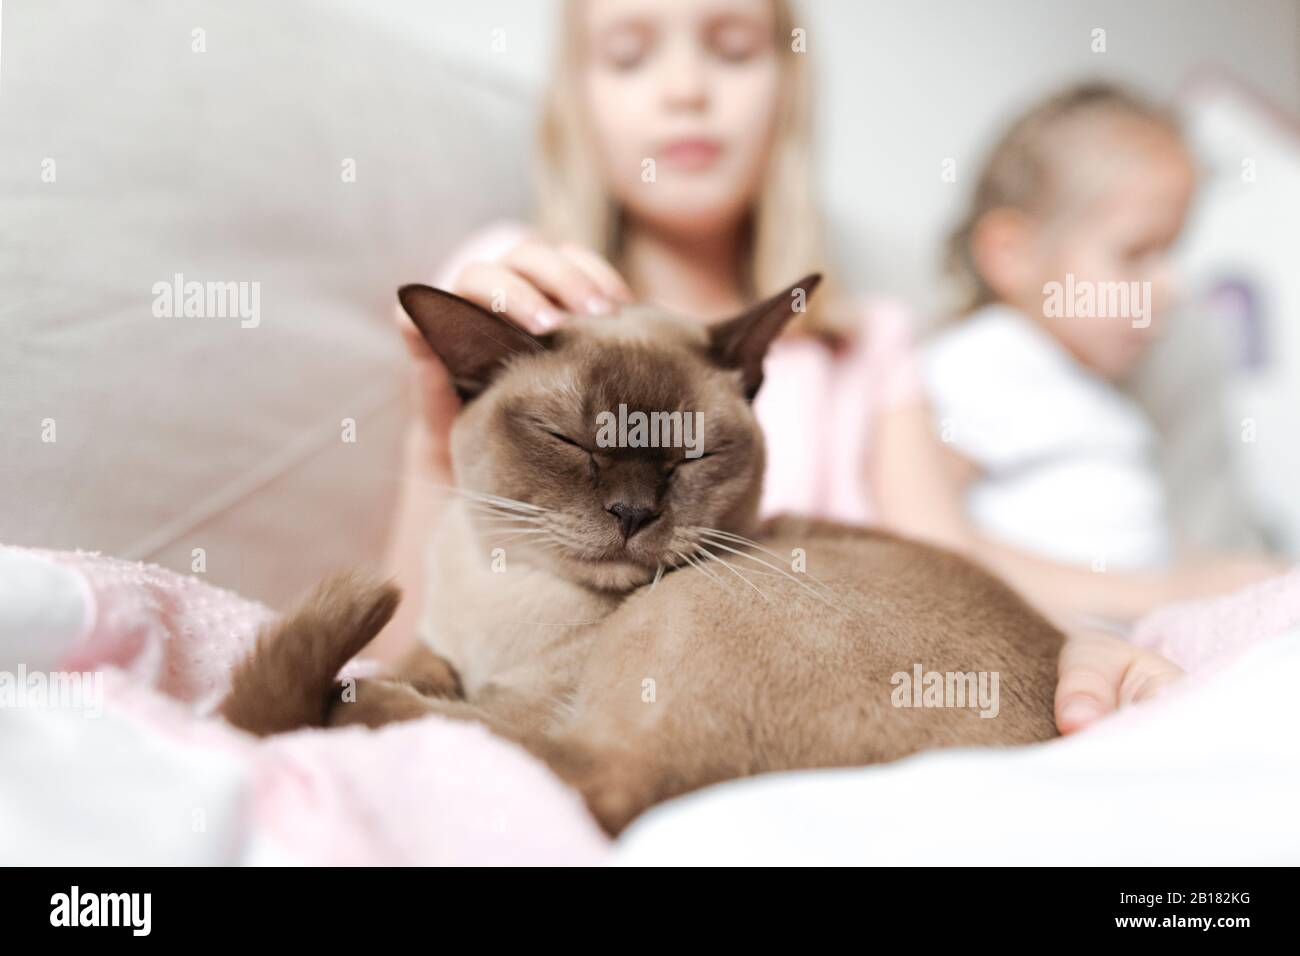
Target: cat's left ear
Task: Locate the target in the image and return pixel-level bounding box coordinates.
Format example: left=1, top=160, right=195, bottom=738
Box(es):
left=398, top=284, right=549, bottom=402
left=709, top=274, right=822, bottom=400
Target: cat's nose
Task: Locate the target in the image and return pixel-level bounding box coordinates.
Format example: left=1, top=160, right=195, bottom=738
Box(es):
left=607, top=503, right=660, bottom=540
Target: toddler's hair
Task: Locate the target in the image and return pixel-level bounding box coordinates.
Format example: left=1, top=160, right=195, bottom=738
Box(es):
left=944, top=81, right=1182, bottom=315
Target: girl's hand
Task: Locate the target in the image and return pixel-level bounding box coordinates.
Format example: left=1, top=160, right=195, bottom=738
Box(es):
left=395, top=240, right=634, bottom=467
left=451, top=239, right=634, bottom=332
left=1055, top=630, right=1185, bottom=735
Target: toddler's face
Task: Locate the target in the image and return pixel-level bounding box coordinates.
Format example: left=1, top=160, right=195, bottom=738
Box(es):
left=1029, top=124, right=1196, bottom=380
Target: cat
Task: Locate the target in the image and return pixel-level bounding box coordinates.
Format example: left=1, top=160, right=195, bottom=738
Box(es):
left=221, top=275, right=1064, bottom=835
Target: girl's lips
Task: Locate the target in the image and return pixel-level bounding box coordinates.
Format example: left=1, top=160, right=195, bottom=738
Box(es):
left=659, top=138, right=723, bottom=170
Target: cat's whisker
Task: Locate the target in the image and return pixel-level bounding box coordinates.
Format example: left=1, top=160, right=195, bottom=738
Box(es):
left=650, top=563, right=665, bottom=591
left=692, top=526, right=834, bottom=589
left=472, top=512, right=546, bottom=525
left=693, top=535, right=839, bottom=609
left=482, top=528, right=551, bottom=540
left=465, top=506, right=550, bottom=529
left=411, top=481, right=551, bottom=516
left=672, top=549, right=731, bottom=594
left=694, top=555, right=781, bottom=577
left=693, top=527, right=831, bottom=583
left=684, top=551, right=731, bottom=593
left=463, top=495, right=548, bottom=516
left=529, top=540, right=570, bottom=558
left=474, top=494, right=548, bottom=515
left=690, top=526, right=780, bottom=554
left=695, top=546, right=771, bottom=604
left=486, top=534, right=537, bottom=548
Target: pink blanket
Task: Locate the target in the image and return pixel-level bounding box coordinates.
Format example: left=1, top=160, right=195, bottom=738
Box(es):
left=6, top=544, right=1296, bottom=865
left=1130, top=564, right=1300, bottom=672
left=5, top=546, right=609, bottom=866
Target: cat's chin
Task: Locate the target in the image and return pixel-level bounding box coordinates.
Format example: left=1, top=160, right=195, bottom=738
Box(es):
left=555, top=554, right=658, bottom=593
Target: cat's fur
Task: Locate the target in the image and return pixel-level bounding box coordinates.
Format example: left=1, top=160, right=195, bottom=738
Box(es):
left=222, top=275, right=1063, bottom=835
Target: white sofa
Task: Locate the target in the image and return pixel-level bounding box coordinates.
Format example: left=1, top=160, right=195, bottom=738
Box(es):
left=0, top=0, right=532, bottom=607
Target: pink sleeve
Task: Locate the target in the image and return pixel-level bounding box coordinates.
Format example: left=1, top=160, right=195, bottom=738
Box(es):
left=857, top=300, right=925, bottom=410
left=431, top=220, right=534, bottom=288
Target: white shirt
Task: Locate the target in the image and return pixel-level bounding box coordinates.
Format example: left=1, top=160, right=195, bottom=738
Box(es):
left=923, top=306, right=1171, bottom=571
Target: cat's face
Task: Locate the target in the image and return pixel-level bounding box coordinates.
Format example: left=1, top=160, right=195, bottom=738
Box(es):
left=399, top=276, right=819, bottom=591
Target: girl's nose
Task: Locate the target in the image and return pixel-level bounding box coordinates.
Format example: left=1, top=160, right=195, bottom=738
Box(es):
left=660, top=40, right=708, bottom=110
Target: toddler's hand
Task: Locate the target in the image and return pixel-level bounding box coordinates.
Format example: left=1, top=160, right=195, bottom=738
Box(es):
left=1055, top=630, right=1184, bottom=735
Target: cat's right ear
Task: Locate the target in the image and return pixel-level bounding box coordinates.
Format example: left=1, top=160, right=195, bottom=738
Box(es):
left=709, top=273, right=823, bottom=400
left=397, top=284, right=550, bottom=402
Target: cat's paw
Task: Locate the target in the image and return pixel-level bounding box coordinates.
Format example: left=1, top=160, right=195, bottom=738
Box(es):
left=574, top=760, right=657, bottom=836
left=327, top=677, right=437, bottom=729
left=394, top=644, right=464, bottom=699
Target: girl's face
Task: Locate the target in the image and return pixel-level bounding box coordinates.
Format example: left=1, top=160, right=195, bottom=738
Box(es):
left=580, top=0, right=781, bottom=237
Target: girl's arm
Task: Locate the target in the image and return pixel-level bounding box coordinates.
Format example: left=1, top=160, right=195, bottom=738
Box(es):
left=363, top=309, right=460, bottom=666
left=872, top=402, right=1286, bottom=623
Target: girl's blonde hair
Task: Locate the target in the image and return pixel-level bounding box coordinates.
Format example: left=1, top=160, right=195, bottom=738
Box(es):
left=534, top=0, right=845, bottom=339
left=944, top=81, right=1183, bottom=316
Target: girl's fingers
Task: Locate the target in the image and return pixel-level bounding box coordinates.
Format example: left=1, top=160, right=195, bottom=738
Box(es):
left=560, top=243, right=635, bottom=303
left=394, top=238, right=632, bottom=452
left=503, top=240, right=615, bottom=317
left=453, top=262, right=565, bottom=332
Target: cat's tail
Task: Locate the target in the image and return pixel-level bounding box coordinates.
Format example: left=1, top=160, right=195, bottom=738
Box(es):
left=219, top=572, right=400, bottom=736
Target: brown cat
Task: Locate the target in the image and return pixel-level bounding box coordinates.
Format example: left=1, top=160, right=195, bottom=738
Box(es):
left=222, top=275, right=1063, bottom=835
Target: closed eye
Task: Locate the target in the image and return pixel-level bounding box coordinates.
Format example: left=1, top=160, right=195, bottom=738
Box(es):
left=546, top=429, right=587, bottom=450
left=667, top=451, right=717, bottom=472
